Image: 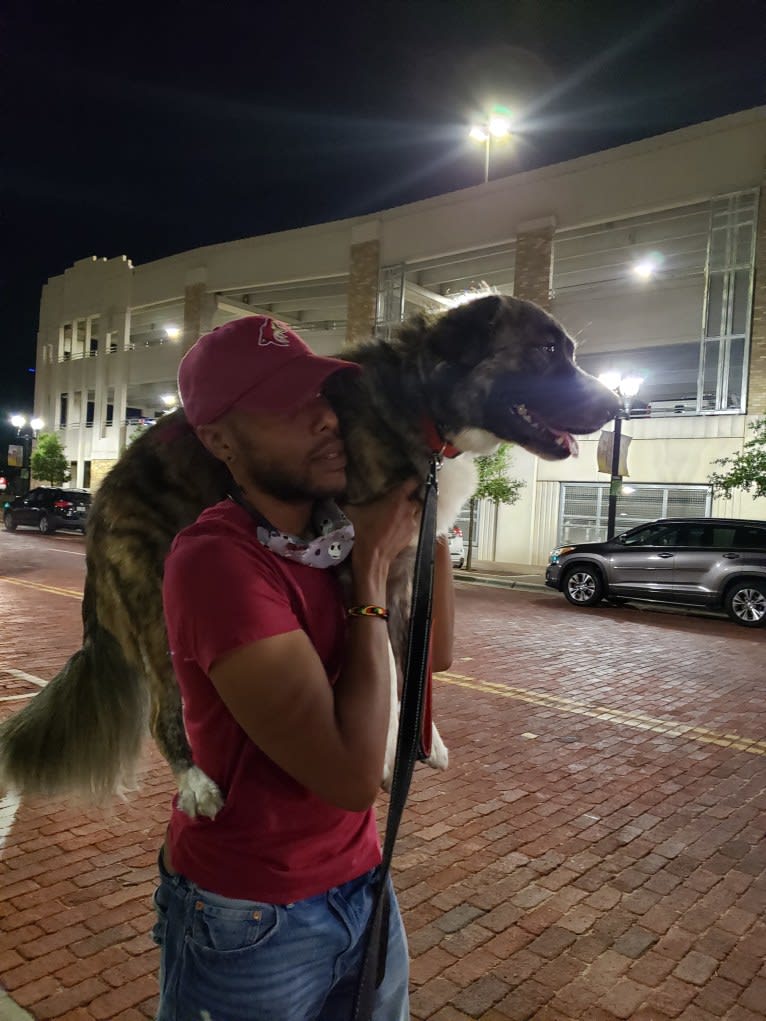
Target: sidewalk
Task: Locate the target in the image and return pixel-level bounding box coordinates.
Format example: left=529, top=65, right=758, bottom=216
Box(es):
left=2, top=559, right=765, bottom=1020
left=455, top=561, right=549, bottom=592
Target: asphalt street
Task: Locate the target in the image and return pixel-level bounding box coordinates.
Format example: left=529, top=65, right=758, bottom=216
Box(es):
left=0, top=529, right=764, bottom=1020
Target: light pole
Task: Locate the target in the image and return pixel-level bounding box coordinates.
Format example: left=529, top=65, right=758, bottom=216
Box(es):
left=469, top=112, right=512, bottom=184
left=9, top=415, right=45, bottom=496
left=598, top=375, right=643, bottom=540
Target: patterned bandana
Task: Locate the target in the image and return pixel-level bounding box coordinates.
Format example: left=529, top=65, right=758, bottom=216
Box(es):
left=231, top=492, right=354, bottom=568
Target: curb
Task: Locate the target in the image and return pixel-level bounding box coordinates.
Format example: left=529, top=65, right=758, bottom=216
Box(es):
left=454, top=572, right=550, bottom=592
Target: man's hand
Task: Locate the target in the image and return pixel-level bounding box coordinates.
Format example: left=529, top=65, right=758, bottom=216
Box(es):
left=343, top=480, right=421, bottom=598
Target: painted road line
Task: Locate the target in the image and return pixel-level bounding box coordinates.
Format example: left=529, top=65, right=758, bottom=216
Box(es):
left=438, top=672, right=766, bottom=757
left=1, top=668, right=47, bottom=687
left=0, top=792, right=22, bottom=855
left=49, top=547, right=86, bottom=556
left=0, top=668, right=48, bottom=703
left=0, top=576, right=81, bottom=599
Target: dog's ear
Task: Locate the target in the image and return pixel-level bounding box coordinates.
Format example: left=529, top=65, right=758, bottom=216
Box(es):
left=427, top=294, right=508, bottom=366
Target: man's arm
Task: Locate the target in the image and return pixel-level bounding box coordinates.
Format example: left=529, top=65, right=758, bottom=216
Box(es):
left=209, top=481, right=419, bottom=812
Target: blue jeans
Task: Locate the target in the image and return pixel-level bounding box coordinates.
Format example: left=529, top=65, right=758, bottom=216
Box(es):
left=152, top=854, right=409, bottom=1021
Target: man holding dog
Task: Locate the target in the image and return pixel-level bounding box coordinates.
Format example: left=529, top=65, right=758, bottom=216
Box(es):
left=154, top=315, right=454, bottom=1020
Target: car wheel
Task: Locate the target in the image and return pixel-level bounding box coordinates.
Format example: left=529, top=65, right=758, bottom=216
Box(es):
left=724, top=580, right=766, bottom=628
left=3, top=511, right=17, bottom=531
left=562, top=565, right=604, bottom=607
left=456, top=558, right=464, bottom=569
left=38, top=514, right=55, bottom=535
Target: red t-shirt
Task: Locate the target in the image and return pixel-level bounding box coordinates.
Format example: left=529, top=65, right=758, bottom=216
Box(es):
left=162, top=499, right=381, bottom=903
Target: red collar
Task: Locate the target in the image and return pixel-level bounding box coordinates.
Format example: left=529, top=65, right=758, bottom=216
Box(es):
left=421, top=417, right=462, bottom=459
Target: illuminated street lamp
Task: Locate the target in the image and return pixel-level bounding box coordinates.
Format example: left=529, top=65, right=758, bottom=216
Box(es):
left=8, top=414, right=46, bottom=496
left=469, top=111, right=512, bottom=183
left=598, top=374, right=643, bottom=539
left=164, top=325, right=181, bottom=340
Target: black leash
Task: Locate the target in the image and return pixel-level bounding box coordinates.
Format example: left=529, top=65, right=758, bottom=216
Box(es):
left=351, top=454, right=440, bottom=1019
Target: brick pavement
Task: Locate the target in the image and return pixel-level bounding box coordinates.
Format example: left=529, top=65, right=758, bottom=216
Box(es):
left=0, top=535, right=765, bottom=1020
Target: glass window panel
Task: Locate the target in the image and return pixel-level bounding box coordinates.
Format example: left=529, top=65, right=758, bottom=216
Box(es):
left=734, top=526, right=766, bottom=550
left=735, top=226, right=754, bottom=265
left=706, top=274, right=724, bottom=335
left=665, top=488, right=710, bottom=517
left=560, top=484, right=711, bottom=544
left=710, top=526, right=737, bottom=547
left=701, top=340, right=720, bottom=408
left=725, top=336, right=745, bottom=409
left=577, top=344, right=699, bottom=410
left=731, top=269, right=750, bottom=335
left=709, top=229, right=728, bottom=269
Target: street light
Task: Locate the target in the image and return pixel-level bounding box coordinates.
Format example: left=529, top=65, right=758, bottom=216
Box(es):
left=598, top=375, right=643, bottom=540
left=8, top=414, right=45, bottom=497
left=469, top=111, right=512, bottom=183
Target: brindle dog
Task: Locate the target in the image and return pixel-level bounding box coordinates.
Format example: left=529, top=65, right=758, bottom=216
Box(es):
left=0, top=295, right=619, bottom=816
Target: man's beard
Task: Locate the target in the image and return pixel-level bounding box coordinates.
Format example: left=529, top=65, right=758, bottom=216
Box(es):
left=239, top=451, right=344, bottom=503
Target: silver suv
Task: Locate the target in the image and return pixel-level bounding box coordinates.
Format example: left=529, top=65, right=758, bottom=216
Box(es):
left=545, top=518, right=766, bottom=627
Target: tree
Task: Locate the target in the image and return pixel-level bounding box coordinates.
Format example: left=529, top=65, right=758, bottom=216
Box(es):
left=465, top=444, right=525, bottom=570
left=708, top=416, right=766, bottom=500
left=30, top=433, right=71, bottom=486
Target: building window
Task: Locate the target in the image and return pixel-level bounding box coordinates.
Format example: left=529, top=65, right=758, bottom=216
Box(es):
left=700, top=191, right=757, bottom=413
left=377, top=242, right=516, bottom=339
left=558, top=482, right=712, bottom=544
left=552, top=191, right=757, bottom=417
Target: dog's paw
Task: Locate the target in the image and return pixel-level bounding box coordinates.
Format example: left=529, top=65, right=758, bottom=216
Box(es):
left=425, top=723, right=449, bottom=772
left=176, top=766, right=224, bottom=819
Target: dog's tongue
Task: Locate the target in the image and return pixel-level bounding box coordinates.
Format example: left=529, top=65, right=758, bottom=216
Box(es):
left=550, top=428, right=579, bottom=457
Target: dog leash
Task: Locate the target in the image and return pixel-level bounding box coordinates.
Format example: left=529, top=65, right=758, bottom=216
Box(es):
left=351, top=453, right=440, bottom=1019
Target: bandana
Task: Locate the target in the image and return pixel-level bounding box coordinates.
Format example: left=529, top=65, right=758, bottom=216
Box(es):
left=231, top=492, right=354, bottom=568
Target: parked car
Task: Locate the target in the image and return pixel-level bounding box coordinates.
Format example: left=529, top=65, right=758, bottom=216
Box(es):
left=545, top=517, right=766, bottom=628
left=448, top=526, right=465, bottom=569
left=3, top=487, right=91, bottom=535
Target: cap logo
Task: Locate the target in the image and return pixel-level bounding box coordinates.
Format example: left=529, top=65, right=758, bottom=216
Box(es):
left=258, top=319, right=292, bottom=348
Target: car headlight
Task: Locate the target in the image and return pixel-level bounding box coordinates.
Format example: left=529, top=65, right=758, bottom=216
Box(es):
left=549, top=545, right=577, bottom=564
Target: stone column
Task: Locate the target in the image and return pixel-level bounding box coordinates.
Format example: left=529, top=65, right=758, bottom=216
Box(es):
left=183, top=269, right=214, bottom=353
left=747, top=178, right=766, bottom=414
left=513, top=216, right=556, bottom=311
left=345, top=222, right=381, bottom=348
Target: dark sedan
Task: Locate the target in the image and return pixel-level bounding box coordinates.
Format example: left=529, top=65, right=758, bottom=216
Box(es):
left=3, top=487, right=91, bottom=535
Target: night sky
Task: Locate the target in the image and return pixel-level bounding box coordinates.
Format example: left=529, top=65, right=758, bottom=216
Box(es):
left=2, top=0, right=765, bottom=428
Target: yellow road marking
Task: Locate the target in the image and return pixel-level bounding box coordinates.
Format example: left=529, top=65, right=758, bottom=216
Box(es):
left=0, top=576, right=82, bottom=599
left=438, top=671, right=766, bottom=756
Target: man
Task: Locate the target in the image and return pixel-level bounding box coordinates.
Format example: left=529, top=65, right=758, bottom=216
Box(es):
left=154, top=315, right=454, bottom=1020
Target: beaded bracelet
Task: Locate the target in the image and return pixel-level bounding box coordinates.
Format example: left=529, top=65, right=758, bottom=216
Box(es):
left=348, top=605, right=389, bottom=620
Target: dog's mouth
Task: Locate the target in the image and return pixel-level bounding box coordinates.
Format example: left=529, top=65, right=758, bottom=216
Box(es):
left=509, top=403, right=579, bottom=459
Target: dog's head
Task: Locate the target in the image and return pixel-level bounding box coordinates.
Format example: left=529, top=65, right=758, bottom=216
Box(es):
left=418, top=294, right=620, bottom=460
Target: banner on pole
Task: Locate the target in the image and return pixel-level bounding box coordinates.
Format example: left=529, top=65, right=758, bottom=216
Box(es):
left=7, top=444, right=24, bottom=468
left=597, top=430, right=631, bottom=476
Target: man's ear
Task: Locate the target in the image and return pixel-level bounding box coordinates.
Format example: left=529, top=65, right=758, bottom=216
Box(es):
left=195, top=423, right=233, bottom=464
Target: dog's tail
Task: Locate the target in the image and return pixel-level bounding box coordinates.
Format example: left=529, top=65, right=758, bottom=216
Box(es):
left=0, top=579, right=148, bottom=802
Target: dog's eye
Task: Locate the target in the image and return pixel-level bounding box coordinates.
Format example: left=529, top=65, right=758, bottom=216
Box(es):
left=539, top=343, right=557, bottom=355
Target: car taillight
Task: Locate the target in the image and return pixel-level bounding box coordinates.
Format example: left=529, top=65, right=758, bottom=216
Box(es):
left=452, top=527, right=462, bottom=537
left=53, top=499, right=72, bottom=509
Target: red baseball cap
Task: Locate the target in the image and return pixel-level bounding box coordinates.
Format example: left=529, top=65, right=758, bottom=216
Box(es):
left=178, top=316, right=361, bottom=428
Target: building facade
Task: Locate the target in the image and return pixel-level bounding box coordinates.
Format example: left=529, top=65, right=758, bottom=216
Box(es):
left=33, top=106, right=766, bottom=565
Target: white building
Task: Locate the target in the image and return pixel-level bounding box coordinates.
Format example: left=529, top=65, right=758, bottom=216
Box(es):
left=34, top=106, right=766, bottom=566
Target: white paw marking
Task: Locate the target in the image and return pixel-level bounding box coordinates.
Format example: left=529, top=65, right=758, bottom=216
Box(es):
left=177, top=766, right=224, bottom=819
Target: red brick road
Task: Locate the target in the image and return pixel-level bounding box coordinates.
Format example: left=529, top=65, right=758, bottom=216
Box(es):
left=1, top=530, right=765, bottom=1020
